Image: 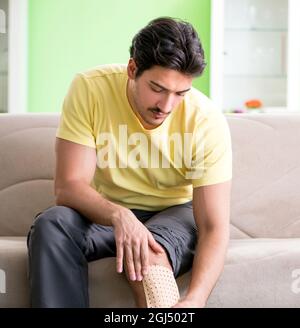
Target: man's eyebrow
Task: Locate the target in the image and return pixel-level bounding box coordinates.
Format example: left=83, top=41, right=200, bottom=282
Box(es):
left=149, top=81, right=191, bottom=93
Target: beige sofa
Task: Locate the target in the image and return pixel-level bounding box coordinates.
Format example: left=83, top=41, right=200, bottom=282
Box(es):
left=0, top=113, right=300, bottom=308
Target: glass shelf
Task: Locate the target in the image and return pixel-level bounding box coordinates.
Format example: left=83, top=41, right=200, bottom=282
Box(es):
left=224, top=74, right=287, bottom=79
left=225, top=28, right=288, bottom=32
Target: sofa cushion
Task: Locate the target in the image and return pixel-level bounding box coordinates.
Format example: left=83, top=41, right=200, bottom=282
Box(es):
left=205, top=238, right=300, bottom=307
left=0, top=237, right=29, bottom=307
left=1, top=237, right=300, bottom=308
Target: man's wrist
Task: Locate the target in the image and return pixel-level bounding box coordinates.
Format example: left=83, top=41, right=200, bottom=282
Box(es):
left=110, top=206, right=122, bottom=226
left=184, top=291, right=207, bottom=308
left=110, top=204, right=131, bottom=226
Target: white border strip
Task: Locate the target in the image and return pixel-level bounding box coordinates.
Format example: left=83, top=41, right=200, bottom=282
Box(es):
left=287, top=0, right=300, bottom=112
left=210, top=0, right=225, bottom=111
left=8, top=0, right=28, bottom=113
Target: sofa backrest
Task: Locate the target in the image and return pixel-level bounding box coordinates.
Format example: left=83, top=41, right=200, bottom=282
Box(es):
left=228, top=114, right=300, bottom=239
left=0, top=113, right=300, bottom=238
left=0, top=114, right=58, bottom=236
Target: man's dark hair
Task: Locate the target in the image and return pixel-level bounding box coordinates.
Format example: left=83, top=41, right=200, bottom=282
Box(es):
left=129, top=17, right=206, bottom=78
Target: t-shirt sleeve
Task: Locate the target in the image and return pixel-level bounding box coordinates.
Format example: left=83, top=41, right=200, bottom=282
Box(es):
left=187, top=111, right=232, bottom=188
left=56, top=73, right=96, bottom=148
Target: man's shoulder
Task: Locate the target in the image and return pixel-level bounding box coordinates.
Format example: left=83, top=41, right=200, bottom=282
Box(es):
left=78, top=63, right=127, bottom=80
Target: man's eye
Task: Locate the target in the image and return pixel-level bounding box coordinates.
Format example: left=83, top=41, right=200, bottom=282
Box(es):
left=152, top=88, right=163, bottom=93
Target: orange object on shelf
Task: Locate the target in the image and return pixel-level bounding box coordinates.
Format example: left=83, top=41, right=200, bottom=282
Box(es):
left=245, top=99, right=263, bottom=109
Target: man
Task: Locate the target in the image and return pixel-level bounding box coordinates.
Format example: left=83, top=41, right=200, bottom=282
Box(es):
left=27, top=17, right=232, bottom=308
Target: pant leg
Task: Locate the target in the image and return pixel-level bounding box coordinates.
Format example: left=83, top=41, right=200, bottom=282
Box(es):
left=144, top=201, right=197, bottom=278
left=27, top=205, right=117, bottom=308
left=27, top=202, right=193, bottom=307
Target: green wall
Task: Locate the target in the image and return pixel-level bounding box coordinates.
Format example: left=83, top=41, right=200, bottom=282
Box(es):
left=28, top=0, right=211, bottom=113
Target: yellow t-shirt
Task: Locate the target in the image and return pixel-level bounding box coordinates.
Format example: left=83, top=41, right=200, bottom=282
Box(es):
left=56, top=64, right=232, bottom=211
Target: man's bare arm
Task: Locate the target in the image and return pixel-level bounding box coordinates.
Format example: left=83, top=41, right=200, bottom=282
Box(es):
left=174, top=180, right=231, bottom=308
left=54, top=137, right=122, bottom=225
left=54, top=137, right=163, bottom=280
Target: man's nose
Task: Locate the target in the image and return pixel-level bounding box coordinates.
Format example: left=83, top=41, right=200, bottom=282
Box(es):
left=157, top=94, right=175, bottom=114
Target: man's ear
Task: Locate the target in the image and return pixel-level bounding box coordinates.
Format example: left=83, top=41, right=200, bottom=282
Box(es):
left=127, top=58, right=137, bottom=79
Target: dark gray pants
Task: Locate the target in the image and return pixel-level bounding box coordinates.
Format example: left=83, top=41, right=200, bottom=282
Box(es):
left=27, top=201, right=197, bottom=308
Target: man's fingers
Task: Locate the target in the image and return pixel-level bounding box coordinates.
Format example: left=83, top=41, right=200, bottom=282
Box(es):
left=132, top=243, right=142, bottom=281
left=148, top=234, right=164, bottom=254
left=125, top=245, right=136, bottom=281
left=116, top=241, right=124, bottom=273
left=140, top=240, right=149, bottom=276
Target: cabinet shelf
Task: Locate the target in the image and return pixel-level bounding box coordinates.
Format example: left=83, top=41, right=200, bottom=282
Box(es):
left=225, top=28, right=288, bottom=32
left=224, top=74, right=287, bottom=79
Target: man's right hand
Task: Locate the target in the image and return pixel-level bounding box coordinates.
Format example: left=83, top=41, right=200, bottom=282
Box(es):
left=112, top=207, right=164, bottom=281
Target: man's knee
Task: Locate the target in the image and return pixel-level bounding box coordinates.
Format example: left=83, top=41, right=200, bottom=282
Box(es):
left=148, top=246, right=172, bottom=271
left=29, top=206, right=77, bottom=245
left=124, top=245, right=173, bottom=279
left=123, top=245, right=172, bottom=282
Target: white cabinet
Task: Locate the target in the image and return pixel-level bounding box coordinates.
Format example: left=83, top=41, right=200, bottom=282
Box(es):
left=210, top=0, right=300, bottom=113
left=0, top=0, right=27, bottom=114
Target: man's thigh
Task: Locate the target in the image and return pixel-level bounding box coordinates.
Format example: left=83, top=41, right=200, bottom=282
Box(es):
left=144, top=201, right=197, bottom=278
left=28, top=206, right=117, bottom=262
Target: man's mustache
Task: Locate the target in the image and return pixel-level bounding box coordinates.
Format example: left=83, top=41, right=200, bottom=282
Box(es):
left=149, top=108, right=171, bottom=115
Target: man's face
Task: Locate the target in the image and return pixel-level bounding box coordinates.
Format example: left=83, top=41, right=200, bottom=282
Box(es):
left=127, top=60, right=193, bottom=129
